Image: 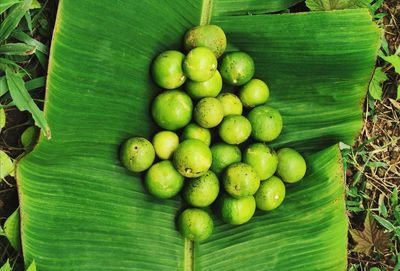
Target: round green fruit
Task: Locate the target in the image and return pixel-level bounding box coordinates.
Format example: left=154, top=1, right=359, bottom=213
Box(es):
left=183, top=171, right=220, bottom=207
left=151, top=90, right=193, bottom=130
left=21, top=126, right=39, bottom=148
left=277, top=148, right=307, bottom=183
left=145, top=160, right=184, bottom=199
left=120, top=137, right=155, bottom=172
left=210, top=143, right=241, bottom=175
left=247, top=105, right=282, bottom=142
left=185, top=70, right=222, bottom=99
left=219, top=51, right=254, bottom=86
left=217, top=93, right=243, bottom=116
left=255, top=176, right=285, bottom=211
left=151, top=50, right=186, bottom=89
left=243, top=143, right=278, bottom=180
left=183, top=47, right=217, bottom=82
left=173, top=139, right=212, bottom=178
left=184, top=25, right=226, bottom=58
left=181, top=123, right=211, bottom=146
left=223, top=162, right=260, bottom=198
left=177, top=208, right=213, bottom=241
left=218, top=115, right=251, bottom=144
left=152, top=131, right=179, bottom=160
left=239, top=79, right=269, bottom=108
left=220, top=194, right=256, bottom=225
left=194, top=97, right=224, bottom=128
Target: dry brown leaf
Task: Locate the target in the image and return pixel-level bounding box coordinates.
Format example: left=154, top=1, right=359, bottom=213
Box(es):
left=349, top=213, right=390, bottom=255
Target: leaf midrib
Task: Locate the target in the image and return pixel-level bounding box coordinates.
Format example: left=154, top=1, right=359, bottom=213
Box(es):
left=184, top=2, right=213, bottom=270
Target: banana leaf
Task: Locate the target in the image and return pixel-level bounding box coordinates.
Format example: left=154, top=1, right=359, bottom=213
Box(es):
left=16, top=0, right=380, bottom=270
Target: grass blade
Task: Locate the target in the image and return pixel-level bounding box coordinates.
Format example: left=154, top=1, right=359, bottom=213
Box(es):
left=5, top=67, right=50, bottom=138
left=0, top=0, right=22, bottom=15
left=12, top=30, right=49, bottom=54
left=0, top=43, right=36, bottom=55
left=0, top=0, right=33, bottom=40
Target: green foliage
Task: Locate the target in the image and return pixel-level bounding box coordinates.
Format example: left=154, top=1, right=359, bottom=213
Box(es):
left=368, top=67, right=387, bottom=101
left=0, top=0, right=50, bottom=137
left=3, top=208, right=21, bottom=251
left=26, top=261, right=36, bottom=271
left=0, top=0, right=33, bottom=40
left=0, top=108, right=5, bottom=130
left=306, top=0, right=371, bottom=11
left=0, top=260, right=10, bottom=271
left=15, top=1, right=380, bottom=270
left=0, top=150, right=14, bottom=180
left=380, top=54, right=400, bottom=74
left=5, top=68, right=50, bottom=138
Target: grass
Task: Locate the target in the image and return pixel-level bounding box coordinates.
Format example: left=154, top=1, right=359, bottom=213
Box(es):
left=0, top=0, right=399, bottom=270
left=345, top=1, right=400, bottom=270
left=0, top=0, right=56, bottom=270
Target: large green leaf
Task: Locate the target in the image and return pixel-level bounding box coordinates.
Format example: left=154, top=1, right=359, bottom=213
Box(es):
left=17, top=1, right=380, bottom=270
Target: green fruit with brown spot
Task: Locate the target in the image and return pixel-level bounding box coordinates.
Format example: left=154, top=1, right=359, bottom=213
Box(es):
left=248, top=105, right=283, bottom=142
left=120, top=137, right=155, bottom=172
left=243, top=143, right=278, bottom=180
left=239, top=79, right=270, bottom=108
left=223, top=162, right=260, bottom=198
left=183, top=47, right=217, bottom=82
left=173, top=139, right=212, bottom=178
left=219, top=52, right=254, bottom=86
left=183, top=171, right=220, bottom=207
left=194, top=97, right=224, bottom=128
left=184, top=25, right=227, bottom=58
left=177, top=208, right=214, bottom=241
left=217, top=93, right=243, bottom=116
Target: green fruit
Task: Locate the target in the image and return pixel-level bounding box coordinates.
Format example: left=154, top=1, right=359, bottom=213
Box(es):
left=151, top=90, right=193, bottom=130
left=223, top=162, right=260, bottom=198
left=218, top=115, right=251, bottom=144
left=181, top=123, right=211, bottom=146
left=145, top=160, right=184, bottom=199
left=243, top=143, right=278, bottom=180
left=255, top=176, right=285, bottom=211
left=369, top=268, right=381, bottom=271
left=120, top=137, right=155, bottom=172
left=21, top=126, right=39, bottom=148
left=183, top=171, right=220, bottom=207
left=152, top=131, right=179, bottom=160
left=194, top=97, right=224, bottom=128
left=184, top=25, right=227, bottom=58
left=185, top=70, right=222, bottom=99
left=173, top=139, right=212, bottom=178
left=183, top=47, right=217, bottom=82
left=219, top=52, right=254, bottom=86
left=247, top=105, right=282, bottom=142
left=217, top=93, right=243, bottom=116
left=177, top=208, right=213, bottom=241
left=210, top=143, right=242, bottom=175
left=277, top=148, right=307, bottom=183
left=151, top=50, right=186, bottom=89
left=239, top=79, right=269, bottom=108
left=220, top=194, right=256, bottom=225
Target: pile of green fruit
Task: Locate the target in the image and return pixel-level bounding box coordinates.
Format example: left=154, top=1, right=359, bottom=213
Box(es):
left=119, top=25, right=307, bottom=242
